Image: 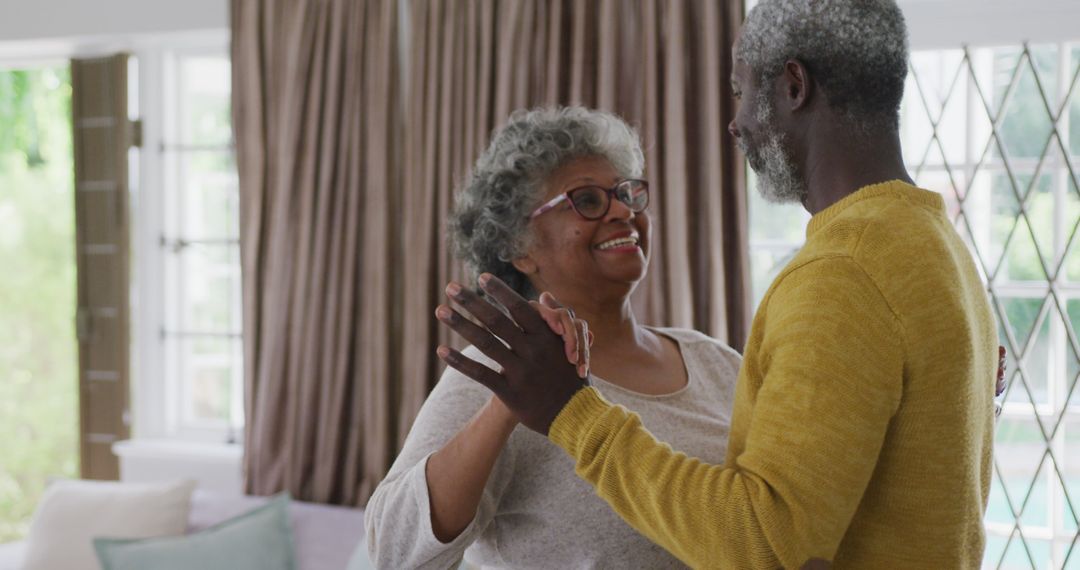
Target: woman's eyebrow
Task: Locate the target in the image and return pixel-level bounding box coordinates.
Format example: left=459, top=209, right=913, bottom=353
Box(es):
left=566, top=176, right=620, bottom=188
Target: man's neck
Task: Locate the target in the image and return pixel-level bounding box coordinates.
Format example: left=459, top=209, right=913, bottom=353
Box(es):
left=800, top=127, right=914, bottom=215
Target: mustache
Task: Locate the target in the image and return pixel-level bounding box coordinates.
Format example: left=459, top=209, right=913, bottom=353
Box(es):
left=736, top=137, right=764, bottom=171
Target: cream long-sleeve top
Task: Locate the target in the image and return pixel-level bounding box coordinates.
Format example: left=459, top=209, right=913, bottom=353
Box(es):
left=364, top=327, right=741, bottom=569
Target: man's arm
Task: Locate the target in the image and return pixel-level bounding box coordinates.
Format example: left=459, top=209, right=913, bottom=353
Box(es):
left=548, top=257, right=904, bottom=568
left=435, top=261, right=903, bottom=567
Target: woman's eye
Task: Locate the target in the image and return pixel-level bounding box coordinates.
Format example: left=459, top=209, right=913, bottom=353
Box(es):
left=573, top=192, right=603, bottom=210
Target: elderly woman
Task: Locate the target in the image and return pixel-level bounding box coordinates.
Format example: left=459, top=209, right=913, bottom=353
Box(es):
left=363, top=107, right=741, bottom=569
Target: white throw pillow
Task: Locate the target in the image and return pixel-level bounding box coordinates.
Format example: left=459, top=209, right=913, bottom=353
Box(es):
left=21, top=479, right=196, bottom=570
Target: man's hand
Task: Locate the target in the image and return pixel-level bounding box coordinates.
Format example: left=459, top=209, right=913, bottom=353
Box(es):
left=434, top=274, right=589, bottom=435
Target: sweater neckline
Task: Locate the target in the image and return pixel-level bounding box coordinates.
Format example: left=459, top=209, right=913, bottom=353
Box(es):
left=806, top=180, right=944, bottom=239
left=590, top=327, right=694, bottom=400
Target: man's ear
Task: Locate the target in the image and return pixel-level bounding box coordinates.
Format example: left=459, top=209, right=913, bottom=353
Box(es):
left=783, top=58, right=814, bottom=112
left=512, top=256, right=538, bottom=275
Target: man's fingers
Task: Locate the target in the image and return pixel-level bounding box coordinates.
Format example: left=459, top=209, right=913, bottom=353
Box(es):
left=478, top=274, right=548, bottom=333
left=446, top=282, right=524, bottom=345
left=435, top=305, right=514, bottom=364
left=437, top=345, right=508, bottom=394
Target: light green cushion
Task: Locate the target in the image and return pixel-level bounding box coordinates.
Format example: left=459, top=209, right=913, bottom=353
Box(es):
left=94, top=493, right=295, bottom=570
left=345, top=545, right=376, bottom=570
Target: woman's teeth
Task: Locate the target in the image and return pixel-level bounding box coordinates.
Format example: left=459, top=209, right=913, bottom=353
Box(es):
left=596, top=236, right=638, bottom=250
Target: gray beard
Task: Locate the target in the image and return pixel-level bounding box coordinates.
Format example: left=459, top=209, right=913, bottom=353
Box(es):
left=754, top=132, right=805, bottom=204
left=744, top=95, right=806, bottom=205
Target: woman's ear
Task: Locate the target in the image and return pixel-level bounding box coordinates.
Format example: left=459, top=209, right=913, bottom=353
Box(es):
left=512, top=255, right=538, bottom=276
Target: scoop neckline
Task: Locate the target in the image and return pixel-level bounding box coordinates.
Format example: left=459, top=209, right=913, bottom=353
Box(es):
left=589, top=326, right=695, bottom=400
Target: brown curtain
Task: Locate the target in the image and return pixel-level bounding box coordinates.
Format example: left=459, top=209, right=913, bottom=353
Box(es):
left=233, top=0, right=746, bottom=507
left=231, top=0, right=401, bottom=505
left=399, top=0, right=749, bottom=436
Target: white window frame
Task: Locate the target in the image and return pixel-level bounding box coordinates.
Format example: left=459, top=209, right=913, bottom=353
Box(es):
left=0, top=30, right=240, bottom=446
left=908, top=43, right=1080, bottom=567
left=130, top=31, right=242, bottom=444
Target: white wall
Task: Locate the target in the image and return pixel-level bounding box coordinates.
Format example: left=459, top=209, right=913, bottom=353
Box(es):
left=4, top=0, right=1077, bottom=57
left=0, top=0, right=226, bottom=41
left=0, top=0, right=226, bottom=60
left=900, top=0, right=1080, bottom=50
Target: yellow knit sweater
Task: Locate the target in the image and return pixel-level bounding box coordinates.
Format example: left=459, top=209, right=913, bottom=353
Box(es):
left=549, top=181, right=998, bottom=569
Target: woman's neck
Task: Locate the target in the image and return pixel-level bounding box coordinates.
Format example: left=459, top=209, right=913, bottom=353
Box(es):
left=537, top=285, right=684, bottom=394
left=546, top=290, right=649, bottom=356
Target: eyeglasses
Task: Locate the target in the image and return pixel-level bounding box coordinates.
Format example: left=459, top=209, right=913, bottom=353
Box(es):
left=529, top=179, right=650, bottom=221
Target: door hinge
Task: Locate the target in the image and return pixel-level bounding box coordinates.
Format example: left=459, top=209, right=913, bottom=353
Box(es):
left=76, top=307, right=92, bottom=342
left=128, top=119, right=143, bottom=148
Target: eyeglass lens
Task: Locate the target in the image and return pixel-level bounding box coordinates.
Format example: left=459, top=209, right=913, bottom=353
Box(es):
left=570, top=181, right=648, bottom=219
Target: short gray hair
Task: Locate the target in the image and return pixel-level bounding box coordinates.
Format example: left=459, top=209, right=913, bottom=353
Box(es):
left=449, top=106, right=644, bottom=298
left=736, top=0, right=909, bottom=132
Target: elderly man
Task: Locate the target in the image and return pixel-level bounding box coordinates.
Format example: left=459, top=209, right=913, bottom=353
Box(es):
left=436, top=0, right=999, bottom=567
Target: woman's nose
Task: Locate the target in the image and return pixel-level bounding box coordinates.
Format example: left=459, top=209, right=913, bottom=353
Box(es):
left=605, top=196, right=635, bottom=221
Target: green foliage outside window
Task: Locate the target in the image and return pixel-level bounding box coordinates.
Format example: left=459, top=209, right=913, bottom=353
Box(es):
left=0, top=66, right=78, bottom=543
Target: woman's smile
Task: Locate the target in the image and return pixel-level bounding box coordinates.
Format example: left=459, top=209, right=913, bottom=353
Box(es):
left=594, top=231, right=641, bottom=253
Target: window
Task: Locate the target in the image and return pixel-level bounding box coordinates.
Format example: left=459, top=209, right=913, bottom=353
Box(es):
left=747, top=42, right=1080, bottom=569
left=132, top=39, right=242, bottom=444
left=0, top=63, right=77, bottom=541
left=907, top=42, right=1080, bottom=570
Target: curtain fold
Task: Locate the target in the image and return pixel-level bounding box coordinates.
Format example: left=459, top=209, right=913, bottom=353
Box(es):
left=398, top=0, right=748, bottom=436
left=234, top=0, right=745, bottom=507
left=232, top=0, right=400, bottom=506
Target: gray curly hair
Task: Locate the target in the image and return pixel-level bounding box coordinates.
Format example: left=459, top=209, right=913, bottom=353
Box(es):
left=449, top=106, right=645, bottom=299
left=736, top=0, right=909, bottom=132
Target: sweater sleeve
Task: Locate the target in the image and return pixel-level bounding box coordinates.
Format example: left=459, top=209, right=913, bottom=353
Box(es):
left=548, top=257, right=904, bottom=569
left=364, top=347, right=516, bottom=570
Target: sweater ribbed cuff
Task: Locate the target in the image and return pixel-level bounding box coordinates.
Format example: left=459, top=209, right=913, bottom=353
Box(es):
left=548, top=387, right=614, bottom=456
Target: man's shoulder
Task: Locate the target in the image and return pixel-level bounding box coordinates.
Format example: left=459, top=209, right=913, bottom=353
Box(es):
left=805, top=196, right=964, bottom=284
left=813, top=195, right=948, bottom=255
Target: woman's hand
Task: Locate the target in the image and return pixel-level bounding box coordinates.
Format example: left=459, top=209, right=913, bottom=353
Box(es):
left=996, top=346, right=1007, bottom=397
left=529, top=292, right=593, bottom=379
left=995, top=346, right=1007, bottom=418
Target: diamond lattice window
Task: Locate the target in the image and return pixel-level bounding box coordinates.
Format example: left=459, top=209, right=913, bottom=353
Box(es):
left=747, top=42, right=1080, bottom=569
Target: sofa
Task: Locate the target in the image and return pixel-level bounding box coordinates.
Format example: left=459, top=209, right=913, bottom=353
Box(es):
left=0, top=489, right=369, bottom=570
